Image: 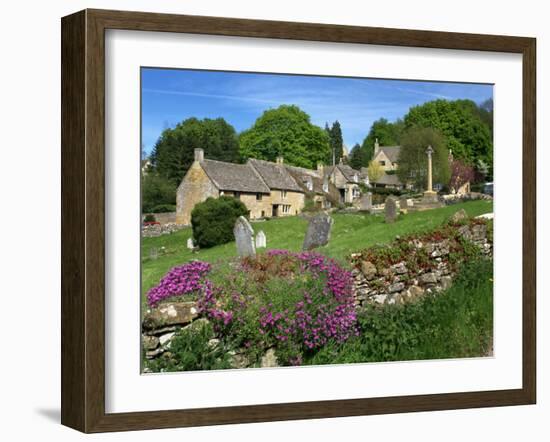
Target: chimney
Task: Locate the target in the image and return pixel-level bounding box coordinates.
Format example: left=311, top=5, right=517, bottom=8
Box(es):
left=374, top=138, right=380, bottom=155
left=317, top=162, right=324, bottom=175
left=194, top=148, right=204, bottom=162
left=276, top=155, right=284, bottom=165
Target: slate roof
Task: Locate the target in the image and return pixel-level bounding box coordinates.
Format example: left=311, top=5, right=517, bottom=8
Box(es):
left=324, top=164, right=364, bottom=184
left=248, top=159, right=304, bottom=192
left=377, top=146, right=401, bottom=163
left=200, top=159, right=270, bottom=193
left=285, top=165, right=326, bottom=195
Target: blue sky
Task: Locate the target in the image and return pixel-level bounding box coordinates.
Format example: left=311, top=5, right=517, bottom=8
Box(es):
left=141, top=68, right=493, bottom=154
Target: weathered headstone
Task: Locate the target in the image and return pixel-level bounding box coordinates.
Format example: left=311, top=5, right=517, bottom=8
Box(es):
left=234, top=216, right=256, bottom=257
left=186, top=237, right=195, bottom=249
left=359, top=192, right=372, bottom=211
left=385, top=196, right=398, bottom=223
left=255, top=230, right=267, bottom=248
left=302, top=213, right=334, bottom=251
left=449, top=208, right=468, bottom=223
left=399, top=195, right=409, bottom=213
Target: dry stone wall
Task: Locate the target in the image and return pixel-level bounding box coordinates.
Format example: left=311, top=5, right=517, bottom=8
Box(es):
left=350, top=219, right=493, bottom=307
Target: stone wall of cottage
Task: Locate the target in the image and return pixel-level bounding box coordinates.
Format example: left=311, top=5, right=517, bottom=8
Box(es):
left=350, top=221, right=492, bottom=307
left=176, top=162, right=219, bottom=225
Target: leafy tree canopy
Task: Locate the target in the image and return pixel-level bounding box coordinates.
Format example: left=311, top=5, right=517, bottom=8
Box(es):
left=239, top=105, right=331, bottom=169
left=397, top=127, right=450, bottom=190
left=349, top=118, right=404, bottom=169
left=366, top=160, right=384, bottom=183
left=403, top=99, right=492, bottom=169
left=150, top=117, right=241, bottom=186
left=141, top=173, right=177, bottom=214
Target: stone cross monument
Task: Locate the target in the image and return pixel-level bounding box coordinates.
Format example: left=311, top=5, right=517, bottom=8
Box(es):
left=423, top=145, right=438, bottom=203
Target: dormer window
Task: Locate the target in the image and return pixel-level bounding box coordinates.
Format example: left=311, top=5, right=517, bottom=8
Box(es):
left=322, top=182, right=329, bottom=193
left=353, top=174, right=358, bottom=183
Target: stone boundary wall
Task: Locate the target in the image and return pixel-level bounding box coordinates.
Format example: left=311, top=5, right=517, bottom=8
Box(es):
left=350, top=220, right=492, bottom=307
left=142, top=212, right=177, bottom=225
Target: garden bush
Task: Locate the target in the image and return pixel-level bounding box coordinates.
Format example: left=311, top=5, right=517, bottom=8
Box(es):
left=191, top=196, right=249, bottom=248
left=143, top=213, right=156, bottom=223
left=151, top=203, right=176, bottom=213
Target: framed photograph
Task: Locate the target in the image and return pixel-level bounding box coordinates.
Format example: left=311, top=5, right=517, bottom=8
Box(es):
left=61, top=9, right=536, bottom=433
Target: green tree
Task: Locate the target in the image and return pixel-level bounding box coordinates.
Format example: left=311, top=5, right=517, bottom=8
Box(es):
left=367, top=160, right=384, bottom=183
left=397, top=127, right=450, bottom=190
left=150, top=117, right=241, bottom=186
left=141, top=173, right=176, bottom=213
left=349, top=143, right=366, bottom=170
left=349, top=118, right=404, bottom=169
left=403, top=99, right=492, bottom=168
left=239, top=105, right=331, bottom=169
left=325, top=120, right=344, bottom=164
left=362, top=118, right=404, bottom=156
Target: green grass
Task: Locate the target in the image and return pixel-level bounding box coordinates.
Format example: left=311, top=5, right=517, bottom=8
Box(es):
left=304, top=258, right=494, bottom=364
left=141, top=200, right=493, bottom=303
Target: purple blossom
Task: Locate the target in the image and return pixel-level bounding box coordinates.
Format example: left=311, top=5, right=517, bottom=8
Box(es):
left=146, top=261, right=211, bottom=306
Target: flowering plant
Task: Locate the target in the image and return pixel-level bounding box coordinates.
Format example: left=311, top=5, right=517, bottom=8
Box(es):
left=197, top=250, right=358, bottom=365
left=146, top=261, right=211, bottom=306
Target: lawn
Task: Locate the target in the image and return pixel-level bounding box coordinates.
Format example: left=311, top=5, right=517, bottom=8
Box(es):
left=141, top=199, right=493, bottom=302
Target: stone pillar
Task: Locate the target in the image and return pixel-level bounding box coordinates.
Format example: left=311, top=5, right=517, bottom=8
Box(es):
left=426, top=145, right=433, bottom=192
left=423, top=145, right=437, bottom=203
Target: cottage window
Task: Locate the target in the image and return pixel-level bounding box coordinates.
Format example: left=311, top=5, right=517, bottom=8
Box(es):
left=353, top=174, right=358, bottom=182
left=281, top=190, right=287, bottom=199
left=256, top=193, right=263, bottom=201
left=379, top=160, right=386, bottom=166
left=281, top=204, right=291, bottom=214
left=234, top=192, right=240, bottom=199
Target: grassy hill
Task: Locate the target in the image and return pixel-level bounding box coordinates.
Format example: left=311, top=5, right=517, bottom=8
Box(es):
left=141, top=200, right=493, bottom=302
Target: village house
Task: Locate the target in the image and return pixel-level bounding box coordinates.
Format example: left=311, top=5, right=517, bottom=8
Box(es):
left=176, top=149, right=366, bottom=225
left=286, top=163, right=341, bottom=209
left=324, top=160, right=369, bottom=204
left=176, top=149, right=307, bottom=225
left=370, top=138, right=405, bottom=190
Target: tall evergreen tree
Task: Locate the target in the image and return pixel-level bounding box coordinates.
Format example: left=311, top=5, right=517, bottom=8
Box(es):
left=325, top=120, right=344, bottom=165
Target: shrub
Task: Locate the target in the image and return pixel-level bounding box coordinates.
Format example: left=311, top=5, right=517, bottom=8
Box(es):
left=143, top=213, right=156, bottom=223
left=197, top=250, right=358, bottom=366
left=305, top=258, right=493, bottom=365
left=191, top=196, right=249, bottom=248
left=151, top=204, right=176, bottom=213
left=144, top=321, right=232, bottom=372
left=141, top=173, right=176, bottom=213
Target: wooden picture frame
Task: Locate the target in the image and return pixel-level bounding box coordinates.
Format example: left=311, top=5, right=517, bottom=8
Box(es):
left=61, top=8, right=536, bottom=433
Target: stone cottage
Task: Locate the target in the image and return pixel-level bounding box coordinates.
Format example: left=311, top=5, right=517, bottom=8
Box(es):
left=324, top=161, right=369, bottom=204
left=370, top=139, right=405, bottom=190
left=177, top=149, right=307, bottom=225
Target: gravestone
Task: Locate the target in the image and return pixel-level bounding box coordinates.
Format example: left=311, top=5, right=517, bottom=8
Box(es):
left=399, top=195, right=409, bottom=213
left=186, top=237, right=195, bottom=249
left=385, top=196, right=398, bottom=223
left=302, top=213, right=334, bottom=251
left=234, top=216, right=256, bottom=258
left=255, top=230, right=267, bottom=248
left=359, top=192, right=372, bottom=211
